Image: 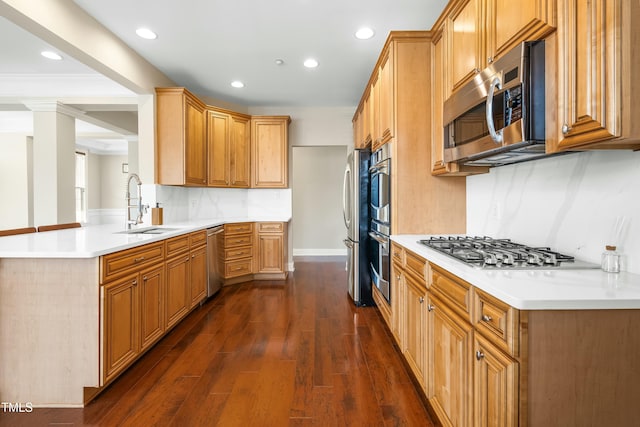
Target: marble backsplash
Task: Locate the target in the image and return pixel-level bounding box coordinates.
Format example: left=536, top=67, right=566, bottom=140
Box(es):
left=141, top=185, right=292, bottom=224
left=467, top=150, right=640, bottom=274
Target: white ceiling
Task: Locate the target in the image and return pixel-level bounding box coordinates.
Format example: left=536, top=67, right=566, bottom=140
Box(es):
left=0, top=0, right=447, bottom=150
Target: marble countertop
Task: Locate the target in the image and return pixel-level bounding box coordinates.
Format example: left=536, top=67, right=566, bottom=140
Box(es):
left=392, top=235, right=640, bottom=310
left=0, top=217, right=291, bottom=259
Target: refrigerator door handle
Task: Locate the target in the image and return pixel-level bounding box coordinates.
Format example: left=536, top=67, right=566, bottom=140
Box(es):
left=342, top=165, right=351, bottom=230
left=343, top=238, right=353, bottom=248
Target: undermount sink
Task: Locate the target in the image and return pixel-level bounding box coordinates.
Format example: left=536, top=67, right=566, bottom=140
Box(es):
left=115, top=227, right=179, bottom=235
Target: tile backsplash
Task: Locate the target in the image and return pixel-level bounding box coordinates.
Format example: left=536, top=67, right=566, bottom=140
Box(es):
left=467, top=150, right=640, bottom=274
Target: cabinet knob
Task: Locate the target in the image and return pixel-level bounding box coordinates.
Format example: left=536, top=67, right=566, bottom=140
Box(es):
left=143, top=276, right=147, bottom=281
left=474, top=67, right=481, bottom=74
left=396, top=275, right=401, bottom=281
left=476, top=350, right=485, bottom=361
left=562, top=123, right=571, bottom=134
left=488, top=56, right=494, bottom=64
left=419, top=296, right=424, bottom=304
left=481, top=314, right=493, bottom=322
left=427, top=304, right=435, bottom=312
left=132, top=279, right=138, bottom=286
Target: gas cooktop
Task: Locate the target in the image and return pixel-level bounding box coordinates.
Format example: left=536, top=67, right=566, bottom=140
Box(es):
left=418, top=236, right=599, bottom=269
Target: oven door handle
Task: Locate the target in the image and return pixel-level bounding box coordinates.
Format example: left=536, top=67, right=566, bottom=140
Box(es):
left=368, top=231, right=388, bottom=245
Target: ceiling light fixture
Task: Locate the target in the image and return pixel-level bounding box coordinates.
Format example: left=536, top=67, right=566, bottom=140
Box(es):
left=303, top=58, right=319, bottom=68
left=275, top=59, right=284, bottom=65
left=41, top=51, right=62, bottom=60
left=355, top=27, right=375, bottom=40
left=136, top=28, right=157, bottom=40
left=231, top=81, right=245, bottom=88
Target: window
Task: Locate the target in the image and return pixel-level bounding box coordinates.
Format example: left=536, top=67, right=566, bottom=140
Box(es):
left=75, top=151, right=87, bottom=223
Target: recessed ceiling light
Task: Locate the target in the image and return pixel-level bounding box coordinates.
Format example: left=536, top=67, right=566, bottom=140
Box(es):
left=41, top=51, right=62, bottom=60
left=355, top=27, right=375, bottom=40
left=136, top=28, right=157, bottom=40
left=303, top=58, right=319, bottom=68
left=231, top=81, right=245, bottom=88
left=275, top=59, right=284, bottom=65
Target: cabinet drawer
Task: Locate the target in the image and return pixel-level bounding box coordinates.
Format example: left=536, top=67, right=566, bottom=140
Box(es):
left=430, top=263, right=474, bottom=323
left=189, top=230, right=207, bottom=248
left=101, top=242, right=164, bottom=283
left=474, top=289, right=520, bottom=357
left=391, top=243, right=404, bottom=263
left=225, top=259, right=253, bottom=278
left=224, top=234, right=253, bottom=248
left=405, top=249, right=426, bottom=282
left=224, top=246, right=253, bottom=260
left=224, top=222, right=253, bottom=235
left=257, top=222, right=284, bottom=233
left=165, top=234, right=189, bottom=258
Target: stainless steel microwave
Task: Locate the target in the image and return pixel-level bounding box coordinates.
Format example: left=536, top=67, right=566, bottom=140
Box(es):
left=443, top=41, right=546, bottom=167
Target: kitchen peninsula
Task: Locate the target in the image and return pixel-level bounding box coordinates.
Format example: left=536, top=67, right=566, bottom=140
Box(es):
left=0, top=218, right=289, bottom=407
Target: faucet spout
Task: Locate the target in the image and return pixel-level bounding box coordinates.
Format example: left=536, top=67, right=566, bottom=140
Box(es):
left=125, top=173, right=147, bottom=229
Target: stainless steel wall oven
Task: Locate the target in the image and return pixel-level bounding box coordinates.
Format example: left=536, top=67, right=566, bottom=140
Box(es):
left=368, top=144, right=391, bottom=304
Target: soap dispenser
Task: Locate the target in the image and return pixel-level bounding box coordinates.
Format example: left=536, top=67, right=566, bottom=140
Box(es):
left=151, top=203, right=163, bottom=225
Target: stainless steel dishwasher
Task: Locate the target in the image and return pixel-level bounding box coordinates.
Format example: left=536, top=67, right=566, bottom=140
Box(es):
left=207, top=226, right=224, bottom=297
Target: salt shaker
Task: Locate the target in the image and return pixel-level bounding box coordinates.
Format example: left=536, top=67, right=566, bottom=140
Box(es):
left=601, top=245, right=620, bottom=273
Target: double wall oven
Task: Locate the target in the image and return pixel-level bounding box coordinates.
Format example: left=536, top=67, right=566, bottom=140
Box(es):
left=368, top=144, right=391, bottom=303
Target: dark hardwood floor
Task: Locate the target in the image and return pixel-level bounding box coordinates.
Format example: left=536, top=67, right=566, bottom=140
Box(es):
left=0, top=260, right=435, bottom=426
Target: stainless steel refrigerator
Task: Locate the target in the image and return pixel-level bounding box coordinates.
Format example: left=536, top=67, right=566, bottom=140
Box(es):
left=342, top=148, right=374, bottom=306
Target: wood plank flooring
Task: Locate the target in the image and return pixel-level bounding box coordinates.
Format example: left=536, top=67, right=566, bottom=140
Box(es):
left=0, top=260, right=435, bottom=427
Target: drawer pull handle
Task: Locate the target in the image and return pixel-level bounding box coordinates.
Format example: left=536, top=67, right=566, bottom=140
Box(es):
left=476, top=350, right=485, bottom=361
left=427, top=304, right=435, bottom=312
left=481, top=314, right=493, bottom=322
left=134, top=257, right=145, bottom=263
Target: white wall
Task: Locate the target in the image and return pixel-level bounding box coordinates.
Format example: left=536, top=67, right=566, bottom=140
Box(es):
left=467, top=150, right=640, bottom=274
left=0, top=134, right=32, bottom=228
left=292, top=146, right=348, bottom=256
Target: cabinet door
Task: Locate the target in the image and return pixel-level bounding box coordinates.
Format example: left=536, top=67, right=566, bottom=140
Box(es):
left=190, top=245, right=208, bottom=307
left=551, top=0, right=640, bottom=152
left=229, top=115, right=251, bottom=188
left=378, top=46, right=394, bottom=145
left=207, top=109, right=230, bottom=187
left=447, top=0, right=482, bottom=94
left=390, top=262, right=403, bottom=346
left=429, top=294, right=473, bottom=427
left=165, top=254, right=190, bottom=329
left=403, top=274, right=427, bottom=390
left=251, top=117, right=289, bottom=188
left=486, top=0, right=555, bottom=63
left=184, top=96, right=207, bottom=186
left=102, top=273, right=139, bottom=383
left=474, top=334, right=519, bottom=427
left=139, top=264, right=165, bottom=351
left=256, top=232, right=284, bottom=273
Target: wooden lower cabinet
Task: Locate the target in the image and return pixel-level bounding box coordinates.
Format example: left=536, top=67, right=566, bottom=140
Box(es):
left=189, top=244, right=207, bottom=308
left=403, top=272, right=427, bottom=390
left=165, top=253, right=191, bottom=329
left=255, top=222, right=287, bottom=276
left=102, top=272, right=139, bottom=383
left=473, top=333, right=519, bottom=427
left=139, top=264, right=165, bottom=351
left=428, top=293, right=474, bottom=427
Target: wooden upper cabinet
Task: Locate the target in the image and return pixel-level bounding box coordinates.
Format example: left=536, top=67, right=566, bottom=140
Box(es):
left=229, top=114, right=251, bottom=187
left=207, top=109, right=251, bottom=188
left=207, top=109, right=230, bottom=187
left=377, top=46, right=395, bottom=146
left=446, top=0, right=483, bottom=95
left=548, top=0, right=640, bottom=152
left=156, top=87, right=206, bottom=186
left=251, top=116, right=290, bottom=188
left=486, top=0, right=555, bottom=64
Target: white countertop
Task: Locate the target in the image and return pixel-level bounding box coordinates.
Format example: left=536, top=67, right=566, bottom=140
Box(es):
left=392, top=235, right=640, bottom=310
left=0, top=217, right=291, bottom=259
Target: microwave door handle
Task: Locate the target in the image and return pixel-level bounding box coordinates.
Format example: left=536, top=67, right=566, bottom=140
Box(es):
left=486, top=76, right=503, bottom=144
left=368, top=231, right=388, bottom=245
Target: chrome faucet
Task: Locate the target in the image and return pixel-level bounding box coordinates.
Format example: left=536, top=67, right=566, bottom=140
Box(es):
left=125, top=173, right=149, bottom=229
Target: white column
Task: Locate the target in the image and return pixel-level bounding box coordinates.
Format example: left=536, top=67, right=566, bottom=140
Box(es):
left=25, top=102, right=81, bottom=226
